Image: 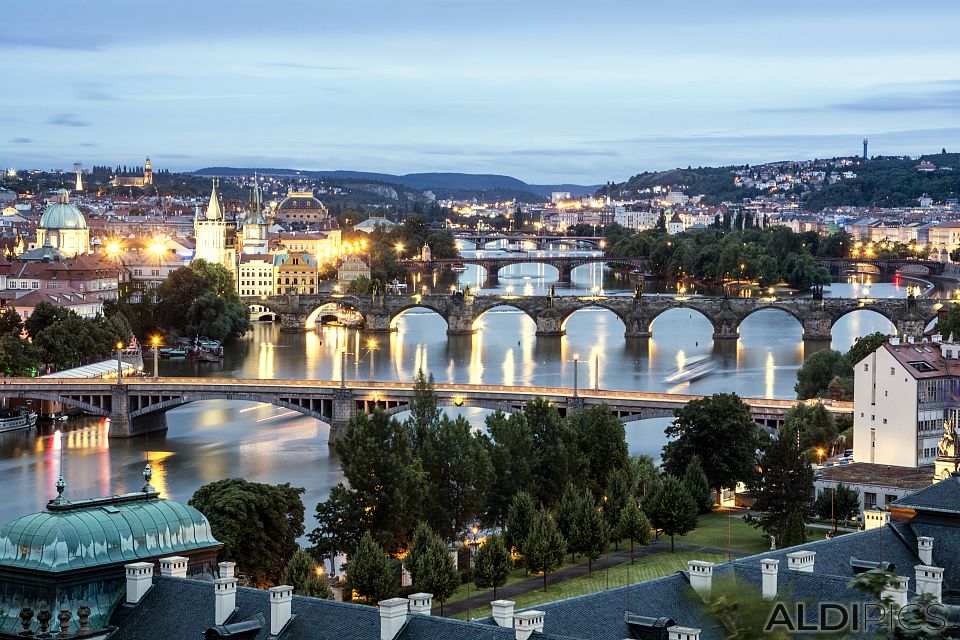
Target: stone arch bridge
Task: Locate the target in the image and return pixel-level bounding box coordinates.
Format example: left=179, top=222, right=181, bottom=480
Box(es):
left=247, top=291, right=946, bottom=341
left=404, top=255, right=644, bottom=284
left=0, top=377, right=851, bottom=439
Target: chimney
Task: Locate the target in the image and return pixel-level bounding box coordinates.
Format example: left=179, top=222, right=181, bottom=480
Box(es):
left=668, top=626, right=701, bottom=640
left=492, top=600, right=515, bottom=628
left=408, top=593, right=432, bottom=616
left=378, top=598, right=408, bottom=640
left=269, top=585, right=293, bottom=636
left=214, top=576, right=238, bottom=625
left=890, top=336, right=901, bottom=346
left=915, top=565, right=944, bottom=603
left=158, top=556, right=188, bottom=578
left=687, top=560, right=714, bottom=599
left=881, top=576, right=909, bottom=607
left=918, top=536, right=934, bottom=565
left=124, top=562, right=154, bottom=604
left=219, top=561, right=237, bottom=580
left=513, top=611, right=545, bottom=640
left=864, top=510, right=890, bottom=530
left=761, top=558, right=779, bottom=600
left=787, top=550, right=815, bottom=573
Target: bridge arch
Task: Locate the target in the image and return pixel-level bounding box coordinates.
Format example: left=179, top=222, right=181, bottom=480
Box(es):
left=559, top=304, right=628, bottom=331
left=128, top=394, right=330, bottom=423
left=738, top=304, right=804, bottom=325
left=248, top=304, right=277, bottom=322
left=647, top=305, right=717, bottom=333
left=304, top=300, right=365, bottom=331
left=12, top=392, right=110, bottom=417
left=389, top=303, right=449, bottom=328
left=830, top=307, right=898, bottom=349
left=473, top=304, right=538, bottom=328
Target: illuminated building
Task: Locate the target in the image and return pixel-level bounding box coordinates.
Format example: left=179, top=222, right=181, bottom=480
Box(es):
left=35, top=190, right=90, bottom=257
left=192, top=180, right=237, bottom=272
left=111, top=157, right=154, bottom=187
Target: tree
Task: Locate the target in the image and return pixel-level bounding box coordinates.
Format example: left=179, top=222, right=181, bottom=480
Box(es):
left=281, top=548, right=331, bottom=599
left=155, top=259, right=249, bottom=341
left=505, top=491, right=535, bottom=557
left=782, top=403, right=838, bottom=454
left=846, top=331, right=890, bottom=367
left=24, top=302, right=70, bottom=339
left=570, top=495, right=609, bottom=575
left=746, top=428, right=814, bottom=548
left=184, top=290, right=250, bottom=342
left=795, top=349, right=853, bottom=400
left=309, top=483, right=364, bottom=577
left=569, top=404, right=628, bottom=498
left=406, top=521, right=434, bottom=587
left=704, top=575, right=792, bottom=640
left=0, top=333, right=39, bottom=376
left=189, top=479, right=305, bottom=587
left=936, top=303, right=960, bottom=340
left=523, top=510, right=566, bottom=591
left=617, top=501, right=651, bottom=563
left=813, top=483, right=861, bottom=523
left=683, top=456, right=714, bottom=514
left=523, top=399, right=577, bottom=509
left=0, top=308, right=23, bottom=336
left=662, top=393, right=762, bottom=499
left=336, top=409, right=425, bottom=552
left=411, top=530, right=459, bottom=614
left=645, top=475, right=698, bottom=552
left=602, top=469, right=630, bottom=545
left=626, top=455, right=659, bottom=499
left=346, top=531, right=398, bottom=604
left=473, top=533, right=513, bottom=599
left=405, top=368, right=441, bottom=454
left=555, top=483, right=585, bottom=561
left=419, top=415, right=493, bottom=541
left=485, top=410, right=535, bottom=526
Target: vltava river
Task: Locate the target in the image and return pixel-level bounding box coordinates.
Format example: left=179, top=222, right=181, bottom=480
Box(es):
left=0, top=246, right=946, bottom=529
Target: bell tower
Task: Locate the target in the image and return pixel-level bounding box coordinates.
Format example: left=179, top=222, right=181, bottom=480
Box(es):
left=144, top=157, right=153, bottom=185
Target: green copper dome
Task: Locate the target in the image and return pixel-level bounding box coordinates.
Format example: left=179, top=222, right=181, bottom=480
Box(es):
left=39, top=201, right=87, bottom=230
left=0, top=496, right=219, bottom=573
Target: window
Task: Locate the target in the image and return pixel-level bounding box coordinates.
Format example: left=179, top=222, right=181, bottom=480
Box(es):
left=891, top=367, right=896, bottom=375
left=864, top=364, right=869, bottom=371
left=864, top=492, right=877, bottom=509
left=871, top=415, right=875, bottom=421
left=883, top=418, right=887, bottom=424
left=885, top=494, right=898, bottom=505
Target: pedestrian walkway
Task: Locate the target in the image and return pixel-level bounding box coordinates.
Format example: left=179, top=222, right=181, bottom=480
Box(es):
left=442, top=541, right=749, bottom=617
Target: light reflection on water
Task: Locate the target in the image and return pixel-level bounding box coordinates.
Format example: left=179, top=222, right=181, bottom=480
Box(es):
left=0, top=261, right=949, bottom=526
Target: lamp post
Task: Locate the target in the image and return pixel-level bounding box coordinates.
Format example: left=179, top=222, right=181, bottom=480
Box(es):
left=116, top=342, right=124, bottom=382
left=466, top=525, right=480, bottom=621
left=594, top=353, right=600, bottom=391
left=340, top=350, right=349, bottom=389
left=572, top=353, right=580, bottom=398
left=151, top=336, right=160, bottom=379
left=367, top=339, right=377, bottom=382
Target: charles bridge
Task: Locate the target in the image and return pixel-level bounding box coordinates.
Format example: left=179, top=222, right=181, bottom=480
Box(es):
left=247, top=290, right=947, bottom=341
left=0, top=377, right=852, bottom=439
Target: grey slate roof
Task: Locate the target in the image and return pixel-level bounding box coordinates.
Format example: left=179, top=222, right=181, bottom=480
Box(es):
left=890, top=475, right=960, bottom=514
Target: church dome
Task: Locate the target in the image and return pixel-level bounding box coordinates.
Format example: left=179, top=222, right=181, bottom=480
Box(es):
left=39, top=190, right=87, bottom=230
left=0, top=496, right=219, bottom=573
left=276, top=191, right=327, bottom=215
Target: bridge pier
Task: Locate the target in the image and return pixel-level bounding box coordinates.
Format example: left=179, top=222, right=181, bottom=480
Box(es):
left=557, top=264, right=573, bottom=283
left=535, top=309, right=565, bottom=337
left=801, top=310, right=833, bottom=342
left=280, top=312, right=309, bottom=332
left=623, top=310, right=651, bottom=339
left=328, top=388, right=355, bottom=442
left=896, top=318, right=927, bottom=339
left=447, top=312, right=477, bottom=335
left=108, top=385, right=169, bottom=438
left=364, top=311, right=396, bottom=333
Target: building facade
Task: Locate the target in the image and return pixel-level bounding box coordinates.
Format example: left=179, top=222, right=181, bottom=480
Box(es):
left=193, top=180, right=237, bottom=272
left=35, top=190, right=90, bottom=257
left=237, top=254, right=275, bottom=297
left=274, top=251, right=318, bottom=295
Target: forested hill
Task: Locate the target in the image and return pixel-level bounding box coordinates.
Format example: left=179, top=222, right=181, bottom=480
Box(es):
left=605, top=151, right=960, bottom=210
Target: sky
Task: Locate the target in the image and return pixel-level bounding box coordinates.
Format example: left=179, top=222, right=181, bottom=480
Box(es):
left=3, top=0, right=960, bottom=184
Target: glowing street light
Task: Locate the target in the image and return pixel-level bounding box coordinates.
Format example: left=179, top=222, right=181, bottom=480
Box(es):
left=151, top=336, right=161, bottom=378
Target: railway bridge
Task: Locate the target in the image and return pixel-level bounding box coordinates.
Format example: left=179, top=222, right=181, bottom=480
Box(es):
left=246, top=290, right=946, bottom=341
left=0, top=377, right=852, bottom=439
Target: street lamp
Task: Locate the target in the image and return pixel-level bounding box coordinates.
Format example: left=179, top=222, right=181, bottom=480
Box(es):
left=355, top=339, right=378, bottom=382
left=395, top=243, right=404, bottom=260
left=466, top=525, right=480, bottom=621
left=572, top=353, right=580, bottom=398
left=116, top=342, right=124, bottom=382
left=151, top=336, right=161, bottom=378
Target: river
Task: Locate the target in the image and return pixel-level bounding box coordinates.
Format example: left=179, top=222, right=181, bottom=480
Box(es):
left=0, top=244, right=951, bottom=529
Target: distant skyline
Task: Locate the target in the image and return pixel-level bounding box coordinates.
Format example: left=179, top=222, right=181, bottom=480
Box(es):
left=4, top=1, right=960, bottom=183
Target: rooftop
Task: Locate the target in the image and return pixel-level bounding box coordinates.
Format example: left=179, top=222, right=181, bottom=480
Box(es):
left=816, top=463, right=935, bottom=490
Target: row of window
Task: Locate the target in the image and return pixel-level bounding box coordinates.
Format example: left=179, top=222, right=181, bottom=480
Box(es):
left=863, top=492, right=900, bottom=510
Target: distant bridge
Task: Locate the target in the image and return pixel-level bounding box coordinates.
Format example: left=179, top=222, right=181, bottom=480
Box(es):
left=245, top=291, right=946, bottom=340
left=453, top=232, right=604, bottom=249
left=0, top=377, right=852, bottom=439
left=404, top=255, right=646, bottom=283
left=816, top=257, right=945, bottom=277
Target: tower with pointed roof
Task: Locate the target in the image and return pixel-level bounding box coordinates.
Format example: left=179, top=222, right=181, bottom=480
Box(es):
left=193, top=180, right=236, bottom=271
left=241, top=174, right=268, bottom=255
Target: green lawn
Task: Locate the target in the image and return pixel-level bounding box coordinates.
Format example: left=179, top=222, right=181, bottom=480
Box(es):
left=673, top=509, right=770, bottom=556
left=451, top=551, right=725, bottom=619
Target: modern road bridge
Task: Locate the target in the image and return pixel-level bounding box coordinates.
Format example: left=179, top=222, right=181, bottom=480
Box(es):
left=0, top=377, right=852, bottom=439
left=246, top=290, right=946, bottom=340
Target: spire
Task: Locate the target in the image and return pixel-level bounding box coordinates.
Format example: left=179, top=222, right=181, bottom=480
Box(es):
left=206, top=179, right=223, bottom=221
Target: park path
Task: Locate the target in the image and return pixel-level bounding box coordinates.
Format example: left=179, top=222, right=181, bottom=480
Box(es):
left=439, top=540, right=749, bottom=617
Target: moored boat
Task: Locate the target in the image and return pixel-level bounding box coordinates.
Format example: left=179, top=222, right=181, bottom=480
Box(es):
left=0, top=408, right=38, bottom=433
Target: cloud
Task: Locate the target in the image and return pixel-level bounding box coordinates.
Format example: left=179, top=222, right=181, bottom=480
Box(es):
left=418, top=147, right=618, bottom=158
left=0, top=34, right=104, bottom=51
left=152, top=153, right=195, bottom=159
left=75, top=82, right=119, bottom=102
left=79, top=142, right=98, bottom=147
left=9, top=137, right=32, bottom=144
left=265, top=62, right=361, bottom=71
left=47, top=113, right=90, bottom=128
left=833, top=86, right=960, bottom=112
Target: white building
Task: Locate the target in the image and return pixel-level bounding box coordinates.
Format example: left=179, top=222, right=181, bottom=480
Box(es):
left=853, top=335, right=960, bottom=468
left=193, top=180, right=237, bottom=272
left=667, top=211, right=684, bottom=235
left=237, top=254, right=275, bottom=297
left=613, top=208, right=658, bottom=231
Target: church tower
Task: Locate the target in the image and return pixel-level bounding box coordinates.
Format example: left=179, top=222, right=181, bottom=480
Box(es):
left=144, top=157, right=153, bottom=185
left=74, top=162, right=83, bottom=192
left=194, top=180, right=232, bottom=270
left=242, top=174, right=268, bottom=255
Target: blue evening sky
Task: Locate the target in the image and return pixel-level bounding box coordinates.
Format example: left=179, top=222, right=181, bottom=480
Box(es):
left=3, top=0, right=960, bottom=183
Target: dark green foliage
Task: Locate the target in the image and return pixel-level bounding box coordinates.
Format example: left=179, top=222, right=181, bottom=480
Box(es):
left=0, top=308, right=23, bottom=335
left=570, top=404, right=628, bottom=498
left=485, top=410, right=535, bottom=526
left=523, top=510, right=566, bottom=590
left=419, top=414, right=492, bottom=541
left=814, top=483, right=861, bottom=522
left=0, top=333, right=39, bottom=376
left=645, top=475, right=698, bottom=552
left=410, top=528, right=459, bottom=613
left=795, top=349, right=853, bottom=400
left=405, top=369, right=441, bottom=454
left=308, top=483, right=364, bottom=576
left=523, top=398, right=578, bottom=509
left=603, top=469, right=631, bottom=541
left=24, top=301, right=70, bottom=339
left=505, top=491, right=536, bottom=556
left=617, top=501, right=651, bottom=562
left=683, top=455, right=714, bottom=514
left=626, top=455, right=659, bottom=499
left=281, top=548, right=331, bottom=599
left=184, top=290, right=250, bottom=342
left=189, top=478, right=305, bottom=587
left=704, top=575, right=793, bottom=639
left=846, top=331, right=891, bottom=367
left=746, top=428, right=814, bottom=548
left=19, top=302, right=132, bottom=371
left=155, top=259, right=249, bottom=342
left=570, top=495, right=610, bottom=574
left=555, top=483, right=586, bottom=559
left=935, top=304, right=960, bottom=342
left=347, top=532, right=398, bottom=603
left=473, top=533, right=513, bottom=599
left=335, top=409, right=425, bottom=553
left=782, top=402, right=838, bottom=454
left=663, top=393, right=762, bottom=495
left=406, top=522, right=434, bottom=587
